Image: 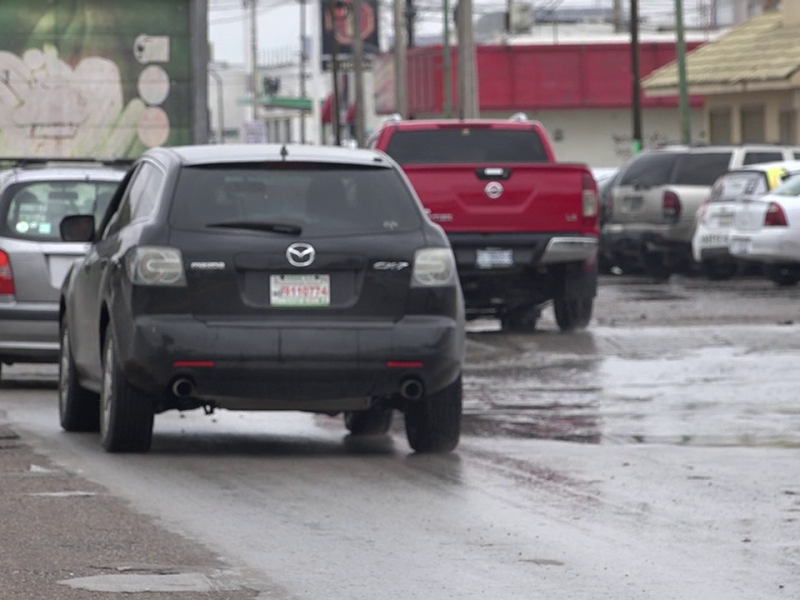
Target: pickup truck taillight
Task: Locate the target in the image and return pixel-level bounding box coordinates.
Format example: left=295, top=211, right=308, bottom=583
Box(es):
left=662, top=191, right=681, bottom=221
left=764, top=202, right=788, bottom=227
left=582, top=174, right=598, bottom=218
left=0, top=250, right=15, bottom=296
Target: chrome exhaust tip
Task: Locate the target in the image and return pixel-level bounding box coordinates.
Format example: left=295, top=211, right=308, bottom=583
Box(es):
left=399, top=378, right=424, bottom=401
left=172, top=378, right=194, bottom=398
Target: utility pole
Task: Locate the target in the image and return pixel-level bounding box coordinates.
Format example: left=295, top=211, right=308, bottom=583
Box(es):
left=394, top=0, right=408, bottom=117
left=250, top=0, right=259, bottom=122
left=613, top=0, right=624, bottom=33
left=299, top=0, right=307, bottom=143
left=406, top=0, right=415, bottom=47
left=209, top=67, right=226, bottom=143
left=443, top=0, right=452, bottom=117
left=676, top=0, right=691, bottom=144
left=352, top=0, right=366, bottom=146
left=506, top=0, right=514, bottom=35
left=457, top=0, right=479, bottom=118
left=328, top=0, right=342, bottom=144
left=630, top=0, right=643, bottom=154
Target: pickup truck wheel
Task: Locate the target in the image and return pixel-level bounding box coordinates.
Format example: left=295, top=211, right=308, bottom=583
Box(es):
left=554, top=297, right=593, bottom=331
left=500, top=307, right=539, bottom=332
left=58, top=322, right=100, bottom=432
left=344, top=404, right=393, bottom=435
left=404, top=376, right=462, bottom=453
left=99, top=328, right=154, bottom=453
left=642, top=251, right=672, bottom=280
left=765, top=265, right=800, bottom=287
left=701, top=259, right=737, bottom=281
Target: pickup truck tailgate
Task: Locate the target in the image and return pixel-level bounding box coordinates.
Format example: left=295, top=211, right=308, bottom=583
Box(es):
left=402, top=163, right=595, bottom=234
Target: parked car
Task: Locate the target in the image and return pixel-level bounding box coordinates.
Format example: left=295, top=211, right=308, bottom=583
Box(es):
left=58, top=144, right=465, bottom=454
left=0, top=158, right=127, bottom=380
left=367, top=114, right=599, bottom=332
left=604, top=144, right=800, bottom=279
left=728, top=171, right=800, bottom=286
left=692, top=161, right=800, bottom=279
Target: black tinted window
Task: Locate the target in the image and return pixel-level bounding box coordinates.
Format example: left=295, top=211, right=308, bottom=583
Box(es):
left=169, top=164, right=421, bottom=235
left=673, top=152, right=732, bottom=185
left=1, top=180, right=120, bottom=241
left=384, top=129, right=550, bottom=164
left=743, top=152, right=783, bottom=165
left=618, top=153, right=681, bottom=186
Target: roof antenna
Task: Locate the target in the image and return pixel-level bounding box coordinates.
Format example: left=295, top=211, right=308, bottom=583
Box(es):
left=280, top=144, right=288, bottom=161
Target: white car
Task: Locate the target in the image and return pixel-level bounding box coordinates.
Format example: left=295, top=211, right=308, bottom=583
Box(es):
left=728, top=171, right=800, bottom=286
left=692, top=161, right=800, bottom=280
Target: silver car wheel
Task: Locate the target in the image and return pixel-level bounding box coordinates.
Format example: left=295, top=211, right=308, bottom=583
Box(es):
left=100, top=341, right=114, bottom=439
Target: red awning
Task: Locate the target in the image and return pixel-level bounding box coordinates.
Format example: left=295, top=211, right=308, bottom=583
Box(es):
left=321, top=94, right=333, bottom=124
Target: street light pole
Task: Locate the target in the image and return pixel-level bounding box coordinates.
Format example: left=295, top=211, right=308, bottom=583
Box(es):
left=250, top=0, right=259, bottom=122
left=209, top=67, right=226, bottom=144
left=352, top=0, right=366, bottom=146
left=676, top=0, right=691, bottom=144
left=299, top=0, right=307, bottom=143
left=328, top=0, right=342, bottom=145
left=630, top=0, right=643, bottom=155
left=443, top=0, right=452, bottom=117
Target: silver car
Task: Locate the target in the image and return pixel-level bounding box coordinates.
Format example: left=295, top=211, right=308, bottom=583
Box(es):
left=0, top=159, right=127, bottom=379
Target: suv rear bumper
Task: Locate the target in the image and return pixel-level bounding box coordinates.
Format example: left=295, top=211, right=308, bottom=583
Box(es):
left=115, top=315, right=464, bottom=410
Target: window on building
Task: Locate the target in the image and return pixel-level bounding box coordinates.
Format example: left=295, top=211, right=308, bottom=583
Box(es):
left=709, top=108, right=732, bottom=144
left=284, top=119, right=292, bottom=143
left=779, top=109, right=797, bottom=144
left=741, top=105, right=766, bottom=143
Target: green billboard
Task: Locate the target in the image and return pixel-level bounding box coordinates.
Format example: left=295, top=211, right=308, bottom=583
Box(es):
left=0, top=0, right=206, bottom=159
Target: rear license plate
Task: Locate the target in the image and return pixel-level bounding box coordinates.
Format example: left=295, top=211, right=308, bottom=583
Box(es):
left=730, top=238, right=750, bottom=255
left=715, top=215, right=734, bottom=227
left=476, top=248, right=513, bottom=269
left=270, top=274, right=330, bottom=306
left=623, top=196, right=643, bottom=211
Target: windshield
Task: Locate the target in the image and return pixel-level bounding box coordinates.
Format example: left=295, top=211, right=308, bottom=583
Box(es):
left=169, top=164, right=422, bottom=236
left=708, top=171, right=768, bottom=202
left=384, top=129, right=550, bottom=164
left=772, top=172, right=800, bottom=196
left=1, top=180, right=120, bottom=241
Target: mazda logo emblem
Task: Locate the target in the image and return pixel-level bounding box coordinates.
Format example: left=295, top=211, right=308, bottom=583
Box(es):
left=286, top=242, right=316, bottom=267
left=485, top=182, right=504, bottom=199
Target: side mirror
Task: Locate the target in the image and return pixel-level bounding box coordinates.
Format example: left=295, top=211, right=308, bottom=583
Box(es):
left=60, top=214, right=96, bottom=243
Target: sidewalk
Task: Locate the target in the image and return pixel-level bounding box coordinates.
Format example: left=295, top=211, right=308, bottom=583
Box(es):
left=0, top=416, right=261, bottom=600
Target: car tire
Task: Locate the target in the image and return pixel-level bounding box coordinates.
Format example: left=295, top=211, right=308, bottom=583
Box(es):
left=765, top=264, right=800, bottom=287
left=642, top=251, right=672, bottom=281
left=553, top=297, right=593, bottom=331
left=500, top=306, right=539, bottom=332
left=701, top=259, right=737, bottom=281
left=99, top=327, right=154, bottom=453
left=404, top=376, right=462, bottom=453
left=59, top=322, right=100, bottom=432
left=344, top=403, right=394, bottom=435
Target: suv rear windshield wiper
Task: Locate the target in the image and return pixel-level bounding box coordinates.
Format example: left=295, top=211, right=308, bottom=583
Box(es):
left=207, top=220, right=303, bottom=235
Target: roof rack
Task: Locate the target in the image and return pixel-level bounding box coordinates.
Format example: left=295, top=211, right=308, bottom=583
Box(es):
left=0, top=157, right=135, bottom=169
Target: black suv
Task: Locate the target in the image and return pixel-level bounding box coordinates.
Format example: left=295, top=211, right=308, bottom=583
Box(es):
left=58, top=144, right=465, bottom=454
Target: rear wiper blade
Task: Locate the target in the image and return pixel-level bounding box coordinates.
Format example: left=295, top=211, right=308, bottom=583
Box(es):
left=207, top=220, right=303, bottom=235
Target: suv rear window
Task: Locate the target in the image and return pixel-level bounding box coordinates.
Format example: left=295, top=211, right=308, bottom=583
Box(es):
left=708, top=171, right=768, bottom=202
left=169, top=164, right=422, bottom=235
left=1, top=180, right=119, bottom=241
left=673, top=152, right=732, bottom=185
left=384, top=129, right=550, bottom=164
left=618, top=152, right=681, bottom=187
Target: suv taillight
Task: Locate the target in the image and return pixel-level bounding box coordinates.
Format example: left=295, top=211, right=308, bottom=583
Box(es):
left=764, top=202, right=788, bottom=227
left=582, top=174, right=598, bottom=218
left=663, top=191, right=681, bottom=221
left=0, top=250, right=15, bottom=295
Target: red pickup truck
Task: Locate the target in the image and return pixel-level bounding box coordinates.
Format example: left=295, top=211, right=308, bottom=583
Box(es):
left=366, top=115, right=600, bottom=331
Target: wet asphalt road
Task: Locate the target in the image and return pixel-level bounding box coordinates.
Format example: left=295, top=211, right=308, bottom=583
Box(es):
left=1, top=273, right=799, bottom=599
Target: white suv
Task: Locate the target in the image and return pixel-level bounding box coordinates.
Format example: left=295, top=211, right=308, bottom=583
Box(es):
left=603, top=145, right=800, bottom=278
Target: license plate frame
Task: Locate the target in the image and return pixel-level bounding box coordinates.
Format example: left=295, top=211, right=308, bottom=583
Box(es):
left=270, top=274, right=331, bottom=307
left=476, top=248, right=513, bottom=269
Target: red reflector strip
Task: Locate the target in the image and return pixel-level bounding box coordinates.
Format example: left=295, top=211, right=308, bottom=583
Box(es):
left=387, top=361, right=424, bottom=368
left=174, top=360, right=216, bottom=368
